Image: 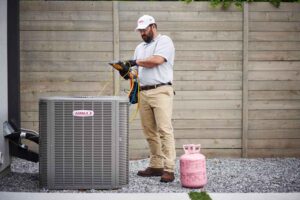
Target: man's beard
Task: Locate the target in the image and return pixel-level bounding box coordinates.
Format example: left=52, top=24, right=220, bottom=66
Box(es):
left=142, top=31, right=153, bottom=43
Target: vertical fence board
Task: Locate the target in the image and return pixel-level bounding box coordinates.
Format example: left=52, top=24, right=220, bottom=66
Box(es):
left=113, top=1, right=120, bottom=95
left=242, top=2, right=249, bottom=157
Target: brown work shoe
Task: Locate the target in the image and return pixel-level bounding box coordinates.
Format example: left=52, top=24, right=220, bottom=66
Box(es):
left=160, top=171, right=175, bottom=183
left=137, top=167, right=164, bottom=177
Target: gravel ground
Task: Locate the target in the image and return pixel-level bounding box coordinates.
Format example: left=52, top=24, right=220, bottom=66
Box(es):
left=0, top=157, right=299, bottom=193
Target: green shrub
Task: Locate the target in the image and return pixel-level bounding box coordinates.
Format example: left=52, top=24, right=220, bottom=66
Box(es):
left=182, top=0, right=300, bottom=9
left=188, top=191, right=212, bottom=200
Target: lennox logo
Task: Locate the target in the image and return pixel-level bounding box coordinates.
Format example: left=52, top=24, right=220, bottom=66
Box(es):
left=72, top=110, right=94, bottom=117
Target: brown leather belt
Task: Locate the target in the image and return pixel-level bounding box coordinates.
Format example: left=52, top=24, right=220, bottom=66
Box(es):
left=140, top=82, right=172, bottom=91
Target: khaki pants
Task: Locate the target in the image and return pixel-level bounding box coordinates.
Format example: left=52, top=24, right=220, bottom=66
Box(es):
left=139, top=85, right=176, bottom=172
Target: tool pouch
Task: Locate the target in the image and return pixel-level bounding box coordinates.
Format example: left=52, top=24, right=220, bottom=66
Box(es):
left=129, top=80, right=138, bottom=104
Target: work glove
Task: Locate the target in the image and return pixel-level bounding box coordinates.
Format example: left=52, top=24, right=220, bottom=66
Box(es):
left=109, top=61, right=130, bottom=80
left=129, top=79, right=138, bottom=104
left=108, top=60, right=136, bottom=80
left=125, top=60, right=137, bottom=67
left=115, top=61, right=131, bottom=80
left=119, top=60, right=138, bottom=80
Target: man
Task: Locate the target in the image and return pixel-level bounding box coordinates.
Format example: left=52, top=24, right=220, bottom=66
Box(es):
left=125, top=15, right=176, bottom=183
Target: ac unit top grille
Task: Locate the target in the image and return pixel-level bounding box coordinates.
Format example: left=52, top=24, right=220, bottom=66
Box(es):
left=40, top=96, right=128, bottom=102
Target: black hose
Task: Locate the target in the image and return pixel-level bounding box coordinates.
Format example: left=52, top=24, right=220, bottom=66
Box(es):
left=24, top=132, right=39, bottom=144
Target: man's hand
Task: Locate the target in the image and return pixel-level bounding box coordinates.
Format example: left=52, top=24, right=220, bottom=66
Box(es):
left=119, top=60, right=138, bottom=80
left=116, top=61, right=129, bottom=80
left=125, top=60, right=137, bottom=67
left=109, top=60, right=136, bottom=80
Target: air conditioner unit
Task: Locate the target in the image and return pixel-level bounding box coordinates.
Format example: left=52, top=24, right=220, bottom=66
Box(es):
left=39, top=96, right=129, bottom=189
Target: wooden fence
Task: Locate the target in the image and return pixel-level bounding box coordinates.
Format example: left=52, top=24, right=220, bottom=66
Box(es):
left=19, top=1, right=300, bottom=159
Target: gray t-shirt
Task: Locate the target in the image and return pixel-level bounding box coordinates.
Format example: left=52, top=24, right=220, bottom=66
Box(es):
left=133, top=34, right=175, bottom=86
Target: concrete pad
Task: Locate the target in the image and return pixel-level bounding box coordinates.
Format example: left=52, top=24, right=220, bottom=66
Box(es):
left=1, top=192, right=300, bottom=200
left=1, top=192, right=189, bottom=200
left=210, top=193, right=300, bottom=200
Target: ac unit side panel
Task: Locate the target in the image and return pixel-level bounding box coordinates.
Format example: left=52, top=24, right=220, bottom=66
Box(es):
left=100, top=101, right=113, bottom=186
left=39, top=101, right=48, bottom=187
left=53, top=101, right=65, bottom=187
left=93, top=102, right=106, bottom=186
left=118, top=101, right=129, bottom=186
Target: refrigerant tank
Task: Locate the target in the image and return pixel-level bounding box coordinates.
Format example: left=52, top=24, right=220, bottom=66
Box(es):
left=180, top=144, right=207, bottom=188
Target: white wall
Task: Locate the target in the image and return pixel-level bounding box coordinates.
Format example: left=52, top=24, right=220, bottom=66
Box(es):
left=0, top=0, right=11, bottom=175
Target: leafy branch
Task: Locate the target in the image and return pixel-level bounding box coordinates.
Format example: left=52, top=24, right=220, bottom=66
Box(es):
left=182, top=0, right=300, bottom=9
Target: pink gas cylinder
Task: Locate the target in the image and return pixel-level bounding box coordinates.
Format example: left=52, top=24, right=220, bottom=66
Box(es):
left=180, top=144, right=207, bottom=188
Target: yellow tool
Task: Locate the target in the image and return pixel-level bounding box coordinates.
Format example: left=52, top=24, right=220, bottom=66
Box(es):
left=108, top=61, right=125, bottom=71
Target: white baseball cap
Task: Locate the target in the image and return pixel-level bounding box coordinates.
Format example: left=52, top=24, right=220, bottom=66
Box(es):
left=135, top=15, right=156, bottom=30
